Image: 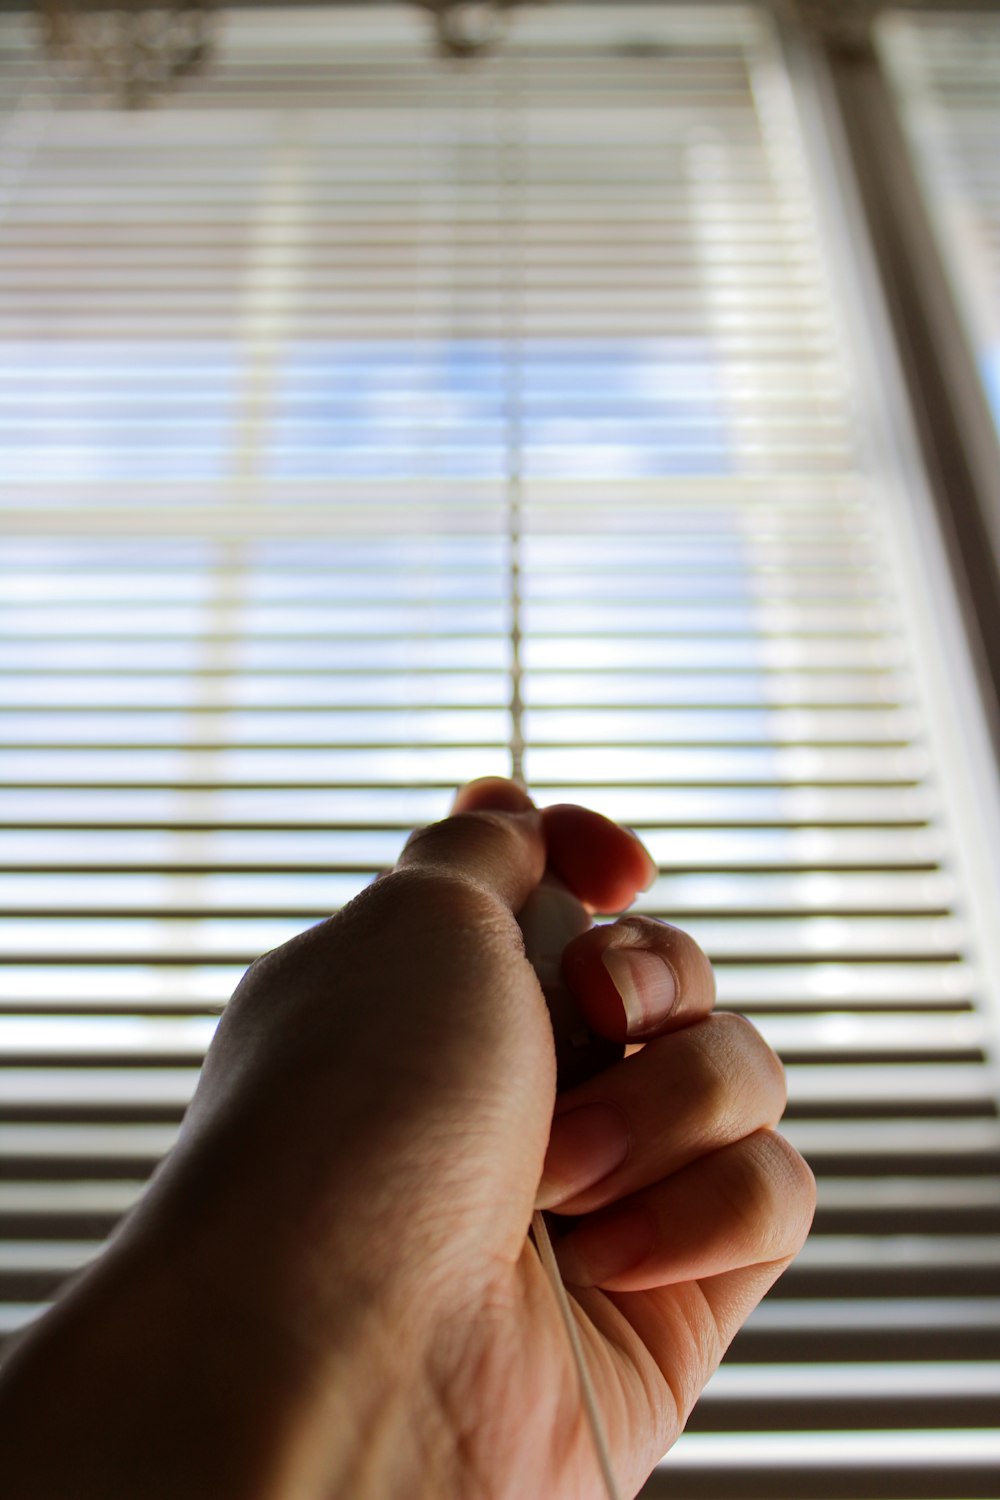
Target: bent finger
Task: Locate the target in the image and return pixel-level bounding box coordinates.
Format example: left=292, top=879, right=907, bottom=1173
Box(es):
left=410, top=779, right=657, bottom=923
left=555, top=1128, right=816, bottom=1291
left=561, top=915, right=716, bottom=1044
left=536, top=1011, right=786, bottom=1213
left=541, top=802, right=658, bottom=913
left=604, top=1255, right=800, bottom=1434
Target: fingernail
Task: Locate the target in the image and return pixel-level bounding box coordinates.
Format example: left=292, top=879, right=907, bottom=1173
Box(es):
left=601, top=949, right=677, bottom=1035
left=556, top=1203, right=656, bottom=1288
left=536, top=1102, right=630, bottom=1208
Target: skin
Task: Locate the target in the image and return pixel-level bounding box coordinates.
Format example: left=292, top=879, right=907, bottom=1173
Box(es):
left=0, top=777, right=815, bottom=1500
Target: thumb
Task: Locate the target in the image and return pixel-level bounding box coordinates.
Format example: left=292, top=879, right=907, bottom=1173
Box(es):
left=182, top=785, right=557, bottom=1285
left=395, top=776, right=546, bottom=911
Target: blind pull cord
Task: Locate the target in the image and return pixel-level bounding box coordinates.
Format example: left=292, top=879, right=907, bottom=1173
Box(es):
left=531, top=1209, right=624, bottom=1500
left=520, top=873, right=625, bottom=1500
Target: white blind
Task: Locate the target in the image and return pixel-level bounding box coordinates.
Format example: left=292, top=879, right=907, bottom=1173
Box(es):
left=877, top=7, right=1000, bottom=449
left=0, top=6, right=998, bottom=1497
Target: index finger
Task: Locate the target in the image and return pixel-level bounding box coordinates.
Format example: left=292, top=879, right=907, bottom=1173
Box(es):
left=425, top=779, right=659, bottom=919
left=542, top=802, right=658, bottom=914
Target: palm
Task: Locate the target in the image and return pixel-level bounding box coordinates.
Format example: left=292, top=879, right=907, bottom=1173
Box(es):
left=436, top=1243, right=706, bottom=1500
left=438, top=1221, right=801, bottom=1500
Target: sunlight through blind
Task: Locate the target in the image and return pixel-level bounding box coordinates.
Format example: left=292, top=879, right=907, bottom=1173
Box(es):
left=0, top=5, right=998, bottom=1497
left=878, top=8, right=1000, bottom=443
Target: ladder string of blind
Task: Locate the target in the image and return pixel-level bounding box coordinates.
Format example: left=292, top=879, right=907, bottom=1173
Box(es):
left=503, top=69, right=620, bottom=1489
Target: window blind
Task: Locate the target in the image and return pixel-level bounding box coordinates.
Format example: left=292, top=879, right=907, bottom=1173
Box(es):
left=0, top=5, right=998, bottom=1497
left=877, top=8, right=1000, bottom=448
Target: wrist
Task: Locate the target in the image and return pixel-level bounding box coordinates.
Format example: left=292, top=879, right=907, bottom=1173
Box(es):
left=0, top=1236, right=290, bottom=1499
left=0, top=1209, right=462, bottom=1500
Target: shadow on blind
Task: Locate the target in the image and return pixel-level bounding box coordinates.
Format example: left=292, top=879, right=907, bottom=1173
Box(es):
left=0, top=4, right=997, bottom=1497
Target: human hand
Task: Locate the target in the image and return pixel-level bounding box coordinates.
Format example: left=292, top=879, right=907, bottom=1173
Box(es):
left=0, top=777, right=815, bottom=1500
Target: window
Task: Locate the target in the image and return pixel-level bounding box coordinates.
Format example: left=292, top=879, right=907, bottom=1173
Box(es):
left=1, top=6, right=998, bottom=1497
left=878, top=9, right=1000, bottom=441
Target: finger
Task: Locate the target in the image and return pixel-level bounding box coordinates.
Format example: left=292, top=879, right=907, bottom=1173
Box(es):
left=535, top=1012, right=786, bottom=1212
left=603, top=1256, right=799, bottom=1433
left=555, top=1128, right=816, bottom=1291
left=561, top=915, right=716, bottom=1044
left=691, top=1258, right=802, bottom=1352
left=397, top=788, right=545, bottom=914
left=541, top=803, right=657, bottom=913
left=451, top=776, right=535, bottom=816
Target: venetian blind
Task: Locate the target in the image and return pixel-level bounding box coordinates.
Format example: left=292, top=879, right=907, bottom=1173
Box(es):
left=0, top=5, right=998, bottom=1498
left=877, top=8, right=1000, bottom=453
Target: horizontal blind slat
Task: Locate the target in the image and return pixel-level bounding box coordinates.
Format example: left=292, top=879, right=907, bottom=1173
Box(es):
left=0, top=8, right=997, bottom=1500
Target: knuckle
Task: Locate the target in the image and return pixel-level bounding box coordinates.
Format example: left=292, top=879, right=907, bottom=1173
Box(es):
left=680, top=1017, right=733, bottom=1118
left=401, top=810, right=524, bottom=876
left=400, top=814, right=463, bottom=861
left=375, top=864, right=514, bottom=946
left=715, top=1009, right=763, bottom=1048
left=676, top=1012, right=788, bottom=1128
left=242, top=911, right=339, bottom=985
left=239, top=936, right=296, bottom=990
left=712, top=1135, right=780, bottom=1249
left=770, top=1130, right=818, bottom=1235
left=738, top=1130, right=816, bottom=1256
left=717, top=1011, right=788, bottom=1107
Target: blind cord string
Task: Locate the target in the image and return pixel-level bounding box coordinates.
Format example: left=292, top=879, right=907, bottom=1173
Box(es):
left=531, top=1211, right=625, bottom=1500
left=498, top=53, right=621, bottom=1500
left=502, top=55, right=525, bottom=791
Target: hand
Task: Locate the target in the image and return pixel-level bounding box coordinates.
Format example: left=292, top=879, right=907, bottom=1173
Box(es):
left=0, top=778, right=815, bottom=1500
